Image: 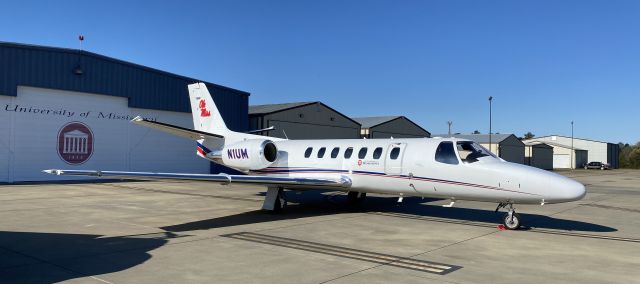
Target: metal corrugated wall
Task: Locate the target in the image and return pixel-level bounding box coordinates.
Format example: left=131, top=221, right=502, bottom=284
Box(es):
left=1, top=42, right=249, bottom=175
left=0, top=42, right=249, bottom=132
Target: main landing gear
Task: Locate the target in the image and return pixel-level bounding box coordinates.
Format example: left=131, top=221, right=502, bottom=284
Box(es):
left=347, top=191, right=366, bottom=205
left=495, top=202, right=522, bottom=230
left=263, top=187, right=287, bottom=213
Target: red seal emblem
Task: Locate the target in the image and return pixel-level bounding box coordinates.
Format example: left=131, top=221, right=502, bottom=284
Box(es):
left=57, top=122, right=94, bottom=165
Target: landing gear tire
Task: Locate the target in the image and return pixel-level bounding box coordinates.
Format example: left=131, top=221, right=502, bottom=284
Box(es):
left=503, top=212, right=521, bottom=230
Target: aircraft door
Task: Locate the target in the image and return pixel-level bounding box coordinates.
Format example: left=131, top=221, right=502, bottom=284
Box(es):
left=384, top=143, right=406, bottom=175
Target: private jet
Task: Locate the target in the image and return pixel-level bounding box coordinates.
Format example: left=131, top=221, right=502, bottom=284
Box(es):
left=45, top=83, right=586, bottom=230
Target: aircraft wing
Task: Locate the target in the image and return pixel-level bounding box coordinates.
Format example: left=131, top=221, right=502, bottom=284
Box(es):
left=42, top=169, right=352, bottom=189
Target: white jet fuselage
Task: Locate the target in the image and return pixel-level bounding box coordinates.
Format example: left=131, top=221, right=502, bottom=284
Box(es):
left=248, top=138, right=585, bottom=204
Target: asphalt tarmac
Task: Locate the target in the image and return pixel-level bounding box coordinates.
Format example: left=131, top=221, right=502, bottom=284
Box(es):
left=1, top=169, right=639, bottom=283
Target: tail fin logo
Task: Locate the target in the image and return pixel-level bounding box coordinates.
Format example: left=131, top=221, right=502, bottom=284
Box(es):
left=198, top=99, right=211, bottom=117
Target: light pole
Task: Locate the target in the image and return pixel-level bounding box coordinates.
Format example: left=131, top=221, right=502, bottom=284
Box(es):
left=447, top=121, right=453, bottom=135
left=571, top=121, right=574, bottom=169
left=489, top=96, right=493, bottom=153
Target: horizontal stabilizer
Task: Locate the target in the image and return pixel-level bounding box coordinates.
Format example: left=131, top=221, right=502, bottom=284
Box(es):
left=43, top=169, right=352, bottom=189
left=131, top=116, right=223, bottom=140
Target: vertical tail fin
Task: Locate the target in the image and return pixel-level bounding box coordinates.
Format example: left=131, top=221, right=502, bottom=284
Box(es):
left=188, top=82, right=229, bottom=136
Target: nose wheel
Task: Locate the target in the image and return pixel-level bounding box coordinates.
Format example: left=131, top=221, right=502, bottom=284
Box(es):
left=496, top=202, right=522, bottom=230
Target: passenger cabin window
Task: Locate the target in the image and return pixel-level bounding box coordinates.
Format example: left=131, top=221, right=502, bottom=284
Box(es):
left=331, top=147, right=340, bottom=158
left=358, top=147, right=368, bottom=159
left=456, top=141, right=495, bottom=163
left=373, top=147, right=383, bottom=159
left=317, top=147, right=326, bottom=158
left=390, top=147, right=400, bottom=160
left=435, top=142, right=459, bottom=165
left=304, top=147, right=313, bottom=158
left=344, top=147, right=353, bottom=159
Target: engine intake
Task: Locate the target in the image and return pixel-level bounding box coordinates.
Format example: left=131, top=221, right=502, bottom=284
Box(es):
left=221, top=139, right=278, bottom=170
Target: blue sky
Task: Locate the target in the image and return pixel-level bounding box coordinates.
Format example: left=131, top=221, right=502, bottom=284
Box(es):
left=1, top=1, right=638, bottom=143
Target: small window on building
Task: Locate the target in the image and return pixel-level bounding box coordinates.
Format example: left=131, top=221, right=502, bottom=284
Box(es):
left=435, top=142, right=459, bottom=165
left=358, top=147, right=368, bottom=159
left=390, top=147, right=400, bottom=160
left=373, top=147, right=383, bottom=159
left=331, top=147, right=340, bottom=158
left=317, top=147, right=326, bottom=158
left=304, top=147, right=313, bottom=158
left=344, top=147, right=353, bottom=159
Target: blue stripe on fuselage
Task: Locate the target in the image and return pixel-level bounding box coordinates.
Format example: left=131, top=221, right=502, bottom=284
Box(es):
left=249, top=167, right=539, bottom=196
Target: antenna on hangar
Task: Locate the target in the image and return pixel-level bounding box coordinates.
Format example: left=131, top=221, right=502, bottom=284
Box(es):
left=73, top=34, right=85, bottom=75
left=78, top=34, right=85, bottom=50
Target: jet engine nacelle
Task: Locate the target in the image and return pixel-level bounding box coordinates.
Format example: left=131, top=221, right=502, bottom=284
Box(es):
left=221, top=139, right=278, bottom=170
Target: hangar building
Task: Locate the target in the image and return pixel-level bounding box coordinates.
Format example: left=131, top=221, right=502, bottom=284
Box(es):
left=354, top=116, right=431, bottom=139
left=436, top=134, right=525, bottom=164
left=525, top=140, right=588, bottom=169
left=0, top=42, right=249, bottom=182
left=249, top=102, right=361, bottom=139
left=524, top=135, right=619, bottom=168
left=523, top=142, right=553, bottom=170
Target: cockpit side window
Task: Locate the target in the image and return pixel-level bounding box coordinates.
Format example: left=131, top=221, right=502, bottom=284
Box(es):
left=435, top=142, right=459, bottom=165
left=456, top=141, right=496, bottom=163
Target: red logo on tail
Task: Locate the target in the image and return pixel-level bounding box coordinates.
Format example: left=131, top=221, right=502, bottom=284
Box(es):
left=199, top=99, right=211, bottom=117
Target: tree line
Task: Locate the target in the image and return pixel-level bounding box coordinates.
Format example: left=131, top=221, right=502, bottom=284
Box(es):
left=618, top=142, right=640, bottom=169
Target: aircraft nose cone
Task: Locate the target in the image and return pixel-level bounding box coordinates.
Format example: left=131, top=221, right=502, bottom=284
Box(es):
left=559, top=178, right=586, bottom=202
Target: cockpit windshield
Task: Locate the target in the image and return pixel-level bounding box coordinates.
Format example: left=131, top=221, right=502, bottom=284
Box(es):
left=456, top=141, right=496, bottom=163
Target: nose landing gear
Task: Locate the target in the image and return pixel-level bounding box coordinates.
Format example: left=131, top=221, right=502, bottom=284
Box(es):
left=495, top=202, right=522, bottom=230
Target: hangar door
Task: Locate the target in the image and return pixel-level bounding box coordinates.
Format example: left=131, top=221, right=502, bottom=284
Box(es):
left=0, top=86, right=209, bottom=182
left=553, top=154, right=570, bottom=169
left=531, top=147, right=553, bottom=170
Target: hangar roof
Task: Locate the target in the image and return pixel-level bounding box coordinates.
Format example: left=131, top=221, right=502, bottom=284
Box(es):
left=354, top=116, right=430, bottom=137
left=525, top=140, right=586, bottom=151
left=353, top=116, right=402, bottom=128
left=249, top=102, right=316, bottom=115
left=432, top=134, right=518, bottom=144
left=532, top=135, right=611, bottom=145
left=249, top=101, right=361, bottom=126
left=0, top=41, right=250, bottom=132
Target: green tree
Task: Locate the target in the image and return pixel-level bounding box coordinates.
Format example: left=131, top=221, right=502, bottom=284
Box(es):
left=619, top=142, right=640, bottom=169
left=630, top=142, right=640, bottom=168
left=523, top=132, right=535, bottom=139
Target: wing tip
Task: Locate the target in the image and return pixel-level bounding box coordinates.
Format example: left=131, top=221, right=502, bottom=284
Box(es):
left=43, top=169, right=60, bottom=175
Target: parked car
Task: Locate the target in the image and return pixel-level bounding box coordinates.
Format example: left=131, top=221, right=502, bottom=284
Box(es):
left=584, top=161, right=610, bottom=170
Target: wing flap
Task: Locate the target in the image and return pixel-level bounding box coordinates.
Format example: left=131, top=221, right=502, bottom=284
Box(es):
left=43, top=169, right=351, bottom=189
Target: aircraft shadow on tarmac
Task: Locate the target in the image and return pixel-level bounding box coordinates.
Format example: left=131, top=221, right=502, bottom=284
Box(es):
left=0, top=191, right=617, bottom=283
left=0, top=231, right=183, bottom=283
left=162, top=190, right=617, bottom=233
